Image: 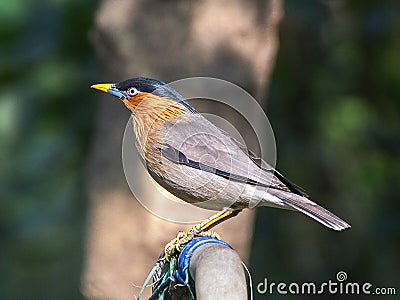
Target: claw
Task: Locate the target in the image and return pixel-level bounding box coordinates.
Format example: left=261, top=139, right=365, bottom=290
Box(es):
left=164, top=210, right=241, bottom=261
left=164, top=230, right=222, bottom=261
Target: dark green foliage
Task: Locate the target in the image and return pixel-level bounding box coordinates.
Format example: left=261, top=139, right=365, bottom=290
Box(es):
left=0, top=0, right=96, bottom=298
left=252, top=1, right=400, bottom=298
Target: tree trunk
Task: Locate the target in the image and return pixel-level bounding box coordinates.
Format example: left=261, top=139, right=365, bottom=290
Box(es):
left=83, top=0, right=282, bottom=298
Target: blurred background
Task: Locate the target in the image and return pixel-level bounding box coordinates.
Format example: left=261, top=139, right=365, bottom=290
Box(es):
left=1, top=0, right=399, bottom=299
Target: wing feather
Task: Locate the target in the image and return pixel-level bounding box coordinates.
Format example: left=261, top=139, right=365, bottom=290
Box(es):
left=160, top=114, right=303, bottom=195
left=157, top=113, right=350, bottom=230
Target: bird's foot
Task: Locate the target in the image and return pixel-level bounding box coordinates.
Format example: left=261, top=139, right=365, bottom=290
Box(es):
left=164, top=229, right=221, bottom=261
left=164, top=209, right=242, bottom=261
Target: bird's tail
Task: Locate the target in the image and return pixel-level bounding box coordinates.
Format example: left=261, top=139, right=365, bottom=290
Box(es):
left=266, top=190, right=351, bottom=231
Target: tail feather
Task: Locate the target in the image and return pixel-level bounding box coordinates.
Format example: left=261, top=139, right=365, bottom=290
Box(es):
left=266, top=190, right=351, bottom=231
left=284, top=197, right=350, bottom=231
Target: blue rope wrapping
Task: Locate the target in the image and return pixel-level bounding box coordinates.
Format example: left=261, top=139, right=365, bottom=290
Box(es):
left=147, top=236, right=233, bottom=300
left=175, top=237, right=233, bottom=286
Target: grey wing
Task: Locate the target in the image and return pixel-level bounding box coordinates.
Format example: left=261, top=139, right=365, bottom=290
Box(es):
left=160, top=113, right=350, bottom=231
left=161, top=113, right=289, bottom=192
left=227, top=131, right=309, bottom=197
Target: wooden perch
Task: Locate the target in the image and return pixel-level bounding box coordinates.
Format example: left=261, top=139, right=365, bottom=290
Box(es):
left=190, top=243, right=247, bottom=300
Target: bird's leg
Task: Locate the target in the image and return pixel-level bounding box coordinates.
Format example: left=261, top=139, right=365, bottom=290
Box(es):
left=190, top=209, right=242, bottom=234
left=164, top=209, right=242, bottom=261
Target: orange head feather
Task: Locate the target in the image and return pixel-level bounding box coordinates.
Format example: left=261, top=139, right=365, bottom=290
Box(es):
left=91, top=78, right=195, bottom=153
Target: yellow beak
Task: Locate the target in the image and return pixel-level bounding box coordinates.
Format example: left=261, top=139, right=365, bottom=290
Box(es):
left=91, top=83, right=112, bottom=93
left=91, top=83, right=125, bottom=99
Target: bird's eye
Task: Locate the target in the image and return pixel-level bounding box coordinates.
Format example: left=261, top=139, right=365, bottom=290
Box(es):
left=127, top=87, right=139, bottom=96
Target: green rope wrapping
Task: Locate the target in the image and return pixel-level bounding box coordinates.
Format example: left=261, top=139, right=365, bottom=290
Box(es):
left=137, top=253, right=194, bottom=300
left=138, top=237, right=235, bottom=299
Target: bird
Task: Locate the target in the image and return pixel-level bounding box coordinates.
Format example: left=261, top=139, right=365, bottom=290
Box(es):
left=91, top=77, right=350, bottom=250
